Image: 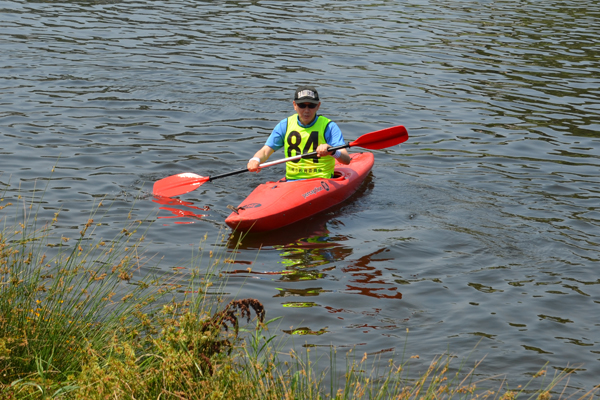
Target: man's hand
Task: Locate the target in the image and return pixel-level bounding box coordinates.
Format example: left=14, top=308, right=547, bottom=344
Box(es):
left=316, top=144, right=351, bottom=164
left=247, top=146, right=275, bottom=173
left=316, top=144, right=331, bottom=157
left=247, top=158, right=261, bottom=172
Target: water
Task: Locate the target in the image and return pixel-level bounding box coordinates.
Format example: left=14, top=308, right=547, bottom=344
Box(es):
left=2, top=0, right=599, bottom=393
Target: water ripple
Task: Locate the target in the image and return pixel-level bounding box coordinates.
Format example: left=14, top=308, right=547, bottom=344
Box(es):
left=1, top=0, right=599, bottom=392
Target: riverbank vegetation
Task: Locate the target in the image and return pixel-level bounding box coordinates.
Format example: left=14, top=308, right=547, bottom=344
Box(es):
left=0, top=196, right=594, bottom=399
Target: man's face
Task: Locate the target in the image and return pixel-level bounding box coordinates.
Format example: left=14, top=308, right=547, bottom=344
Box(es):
left=293, top=101, right=321, bottom=125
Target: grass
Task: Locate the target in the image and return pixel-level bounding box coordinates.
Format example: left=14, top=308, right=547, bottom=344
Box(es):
left=0, top=192, right=597, bottom=399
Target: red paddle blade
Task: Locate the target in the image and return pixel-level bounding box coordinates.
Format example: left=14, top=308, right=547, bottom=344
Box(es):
left=153, top=173, right=209, bottom=197
left=349, top=125, right=408, bottom=150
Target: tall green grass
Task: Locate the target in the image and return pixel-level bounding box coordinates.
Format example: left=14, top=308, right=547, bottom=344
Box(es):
left=0, top=192, right=266, bottom=398
left=0, top=193, right=595, bottom=399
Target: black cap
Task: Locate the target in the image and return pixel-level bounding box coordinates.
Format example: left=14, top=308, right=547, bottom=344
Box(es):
left=294, top=86, right=320, bottom=104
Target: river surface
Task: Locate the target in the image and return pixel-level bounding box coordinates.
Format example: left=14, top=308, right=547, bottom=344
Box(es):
left=2, top=0, right=599, bottom=393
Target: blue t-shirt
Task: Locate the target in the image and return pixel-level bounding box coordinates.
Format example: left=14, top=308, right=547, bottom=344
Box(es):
left=265, top=115, right=345, bottom=151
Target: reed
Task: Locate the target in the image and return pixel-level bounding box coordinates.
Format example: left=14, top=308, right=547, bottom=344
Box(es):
left=0, top=193, right=595, bottom=399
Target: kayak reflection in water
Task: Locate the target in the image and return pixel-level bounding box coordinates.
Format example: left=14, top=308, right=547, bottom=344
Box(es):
left=247, top=85, right=351, bottom=181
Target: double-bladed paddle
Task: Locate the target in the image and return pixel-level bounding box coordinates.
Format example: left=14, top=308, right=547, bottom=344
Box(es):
left=153, top=124, right=408, bottom=197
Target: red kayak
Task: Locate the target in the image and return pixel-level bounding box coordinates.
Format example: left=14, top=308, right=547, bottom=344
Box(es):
left=225, top=152, right=374, bottom=232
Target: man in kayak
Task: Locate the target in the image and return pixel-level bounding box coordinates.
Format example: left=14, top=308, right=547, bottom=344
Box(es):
left=247, top=86, right=351, bottom=180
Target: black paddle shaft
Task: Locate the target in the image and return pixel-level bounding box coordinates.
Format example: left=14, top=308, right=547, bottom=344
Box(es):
left=207, top=143, right=350, bottom=182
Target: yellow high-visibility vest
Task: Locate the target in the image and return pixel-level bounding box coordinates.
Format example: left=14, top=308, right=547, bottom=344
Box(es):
left=284, top=115, right=335, bottom=180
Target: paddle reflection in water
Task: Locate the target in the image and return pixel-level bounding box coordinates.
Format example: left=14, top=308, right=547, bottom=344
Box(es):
left=152, top=196, right=210, bottom=225
left=341, top=248, right=403, bottom=300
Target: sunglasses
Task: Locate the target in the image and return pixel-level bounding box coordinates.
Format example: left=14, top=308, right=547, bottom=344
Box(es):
left=297, top=103, right=318, bottom=109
